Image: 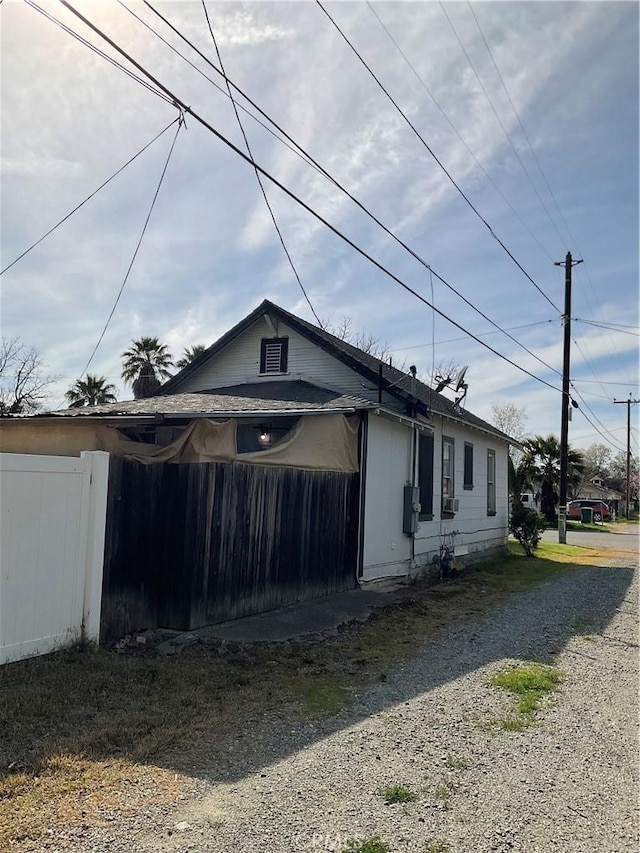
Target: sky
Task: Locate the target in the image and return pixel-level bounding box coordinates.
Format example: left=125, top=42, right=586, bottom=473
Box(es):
left=1, top=0, right=638, bottom=454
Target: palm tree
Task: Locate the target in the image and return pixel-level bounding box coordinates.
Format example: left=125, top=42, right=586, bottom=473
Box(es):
left=121, top=337, right=173, bottom=399
left=65, top=374, right=117, bottom=408
left=521, top=434, right=584, bottom=522
left=508, top=456, right=534, bottom=512
left=176, top=344, right=206, bottom=369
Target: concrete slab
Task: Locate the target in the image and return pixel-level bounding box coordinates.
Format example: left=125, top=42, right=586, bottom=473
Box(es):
left=195, top=583, right=410, bottom=644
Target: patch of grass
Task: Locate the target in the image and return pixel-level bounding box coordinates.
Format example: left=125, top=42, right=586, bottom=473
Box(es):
left=487, top=714, right=532, bottom=732
left=378, top=782, right=418, bottom=804
left=431, top=779, right=456, bottom=809
left=444, top=756, right=468, bottom=771
left=489, top=662, right=563, bottom=721
left=424, top=842, right=449, bottom=853
left=342, top=837, right=391, bottom=853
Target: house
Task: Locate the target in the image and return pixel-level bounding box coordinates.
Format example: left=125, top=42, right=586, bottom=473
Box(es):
left=579, top=477, right=624, bottom=516
left=0, top=300, right=514, bottom=636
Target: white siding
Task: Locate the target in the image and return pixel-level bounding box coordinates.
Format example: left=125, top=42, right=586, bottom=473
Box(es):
left=174, top=315, right=387, bottom=401
left=362, top=414, right=412, bottom=580
left=0, top=451, right=109, bottom=664
left=414, top=419, right=509, bottom=562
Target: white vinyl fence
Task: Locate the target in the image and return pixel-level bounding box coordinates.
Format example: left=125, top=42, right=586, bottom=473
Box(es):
left=0, top=451, right=109, bottom=665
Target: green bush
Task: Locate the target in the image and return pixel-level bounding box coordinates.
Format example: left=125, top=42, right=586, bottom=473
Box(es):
left=510, top=507, right=545, bottom=556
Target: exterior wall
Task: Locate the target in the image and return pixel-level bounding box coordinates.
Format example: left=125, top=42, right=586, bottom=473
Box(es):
left=174, top=315, right=399, bottom=405
left=413, top=418, right=509, bottom=566
left=0, top=451, right=109, bottom=664
left=361, top=413, right=509, bottom=583
left=361, top=413, right=413, bottom=579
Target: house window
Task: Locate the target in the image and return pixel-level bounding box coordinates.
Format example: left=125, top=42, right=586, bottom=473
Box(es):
left=418, top=431, right=434, bottom=520
left=463, top=442, right=474, bottom=490
left=487, top=449, right=496, bottom=516
left=260, top=337, right=288, bottom=374
left=442, top=436, right=455, bottom=513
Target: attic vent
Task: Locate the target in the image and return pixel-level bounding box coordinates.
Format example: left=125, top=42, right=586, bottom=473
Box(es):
left=260, top=337, right=288, bottom=374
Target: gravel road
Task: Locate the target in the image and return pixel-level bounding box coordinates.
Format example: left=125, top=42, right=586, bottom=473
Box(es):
left=48, top=551, right=638, bottom=853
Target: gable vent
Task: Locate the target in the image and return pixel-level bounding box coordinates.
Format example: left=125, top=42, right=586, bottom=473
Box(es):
left=260, top=337, right=288, bottom=374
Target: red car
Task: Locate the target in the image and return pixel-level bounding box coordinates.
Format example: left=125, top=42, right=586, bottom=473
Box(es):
left=567, top=500, right=611, bottom=522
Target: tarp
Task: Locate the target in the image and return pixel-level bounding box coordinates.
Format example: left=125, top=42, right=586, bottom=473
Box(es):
left=0, top=414, right=360, bottom=473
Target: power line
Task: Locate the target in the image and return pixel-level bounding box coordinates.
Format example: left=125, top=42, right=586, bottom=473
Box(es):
left=58, top=0, right=564, bottom=395
left=128, top=1, right=563, bottom=379
left=73, top=114, right=185, bottom=388
left=365, top=1, right=557, bottom=264
left=0, top=116, right=181, bottom=276
left=24, top=0, right=175, bottom=107
left=438, top=1, right=567, bottom=251
left=316, top=0, right=561, bottom=315
left=199, top=0, right=323, bottom=327
left=466, top=1, right=575, bottom=249
left=388, top=319, right=556, bottom=353
left=574, top=318, right=640, bottom=337
left=116, top=0, right=326, bottom=183
left=570, top=383, right=626, bottom=452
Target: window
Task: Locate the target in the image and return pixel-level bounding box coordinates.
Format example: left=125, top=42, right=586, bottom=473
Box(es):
left=442, top=436, right=455, bottom=513
left=463, top=442, right=474, bottom=490
left=418, top=431, right=434, bottom=520
left=487, top=449, right=496, bottom=516
left=260, top=337, right=288, bottom=374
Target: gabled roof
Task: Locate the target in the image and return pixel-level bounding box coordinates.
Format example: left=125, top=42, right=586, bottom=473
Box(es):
left=160, top=299, right=513, bottom=444
left=10, top=382, right=373, bottom=420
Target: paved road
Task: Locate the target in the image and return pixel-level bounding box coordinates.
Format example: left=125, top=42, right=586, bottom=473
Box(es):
left=542, top=522, right=639, bottom=555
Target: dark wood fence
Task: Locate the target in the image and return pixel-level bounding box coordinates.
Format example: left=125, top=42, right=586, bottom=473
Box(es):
left=102, top=458, right=360, bottom=638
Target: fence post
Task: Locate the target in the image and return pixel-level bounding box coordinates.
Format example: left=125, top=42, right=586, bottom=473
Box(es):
left=80, top=451, right=109, bottom=643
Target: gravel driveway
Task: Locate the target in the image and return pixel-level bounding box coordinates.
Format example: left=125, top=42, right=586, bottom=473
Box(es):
left=53, top=551, right=638, bottom=853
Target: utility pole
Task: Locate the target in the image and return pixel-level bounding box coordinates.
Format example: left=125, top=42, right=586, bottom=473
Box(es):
left=554, top=251, right=582, bottom=544
left=614, top=396, right=639, bottom=518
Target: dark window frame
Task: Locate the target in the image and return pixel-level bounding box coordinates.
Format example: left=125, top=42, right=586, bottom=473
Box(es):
left=487, top=449, right=496, bottom=516
left=418, top=431, right=434, bottom=520
left=260, top=337, right=289, bottom=374
left=441, top=435, right=455, bottom=516
left=463, top=441, right=474, bottom=490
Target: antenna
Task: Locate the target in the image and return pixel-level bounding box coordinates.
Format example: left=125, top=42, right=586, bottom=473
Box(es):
left=453, top=366, right=468, bottom=392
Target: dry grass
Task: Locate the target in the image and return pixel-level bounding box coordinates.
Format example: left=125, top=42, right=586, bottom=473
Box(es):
left=0, top=539, right=618, bottom=849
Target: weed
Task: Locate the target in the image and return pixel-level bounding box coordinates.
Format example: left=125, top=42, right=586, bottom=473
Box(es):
left=378, top=783, right=418, bottom=804
left=342, top=836, right=391, bottom=853
left=432, top=779, right=456, bottom=809
left=424, top=842, right=450, bottom=853
left=444, top=756, right=468, bottom=771
left=489, top=662, right=563, bottom=717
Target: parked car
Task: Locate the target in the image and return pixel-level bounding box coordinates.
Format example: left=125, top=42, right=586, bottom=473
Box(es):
left=567, top=499, right=611, bottom=522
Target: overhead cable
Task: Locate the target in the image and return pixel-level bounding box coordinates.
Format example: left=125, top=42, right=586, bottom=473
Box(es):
left=24, top=0, right=175, bottom=107
left=74, top=114, right=185, bottom=385
left=133, top=1, right=561, bottom=378
left=116, top=0, right=325, bottom=182
left=58, top=0, right=564, bottom=394
left=438, top=1, right=567, bottom=251
left=365, top=1, right=556, bottom=264
left=199, top=0, right=323, bottom=327
left=466, top=1, right=575, bottom=248
left=316, top=0, right=561, bottom=314
left=574, top=319, right=639, bottom=337
left=0, top=116, right=181, bottom=276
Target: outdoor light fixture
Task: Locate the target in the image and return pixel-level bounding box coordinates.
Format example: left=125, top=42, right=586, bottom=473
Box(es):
left=257, top=425, right=272, bottom=446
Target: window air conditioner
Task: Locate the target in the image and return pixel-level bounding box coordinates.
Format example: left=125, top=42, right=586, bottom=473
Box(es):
left=443, top=497, right=459, bottom=513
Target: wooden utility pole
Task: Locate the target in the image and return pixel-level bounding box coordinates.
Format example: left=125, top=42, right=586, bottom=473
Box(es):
left=555, top=252, right=582, bottom=544
left=614, top=396, right=639, bottom=518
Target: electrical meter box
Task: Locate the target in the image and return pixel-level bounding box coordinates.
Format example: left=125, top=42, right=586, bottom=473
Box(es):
left=403, top=484, right=420, bottom=535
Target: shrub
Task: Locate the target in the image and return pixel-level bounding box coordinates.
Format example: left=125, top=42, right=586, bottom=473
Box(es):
left=509, top=506, right=545, bottom=556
